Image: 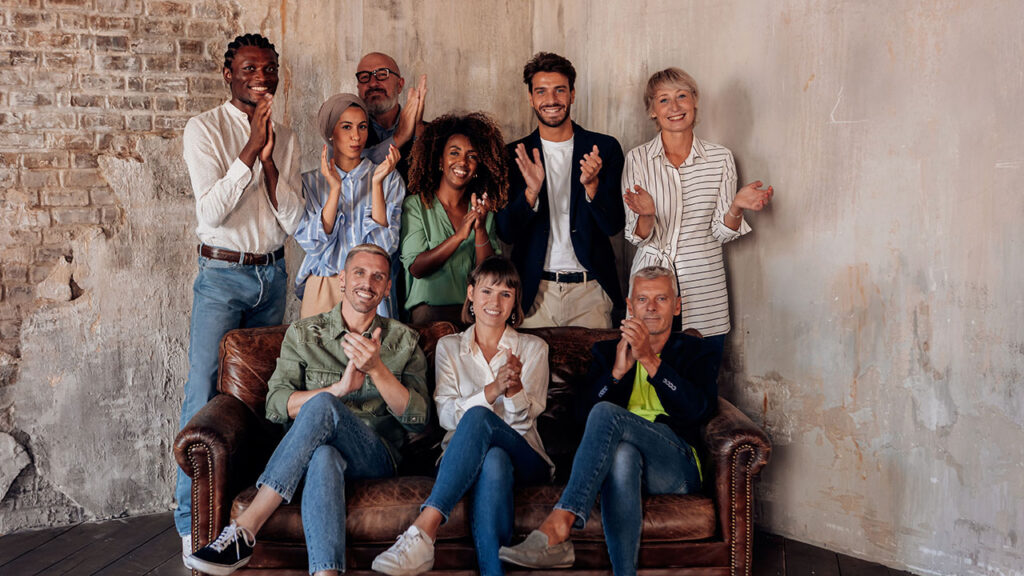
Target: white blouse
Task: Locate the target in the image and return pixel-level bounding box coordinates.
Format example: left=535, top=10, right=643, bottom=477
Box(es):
left=434, top=325, right=554, bottom=475
left=623, top=134, right=751, bottom=337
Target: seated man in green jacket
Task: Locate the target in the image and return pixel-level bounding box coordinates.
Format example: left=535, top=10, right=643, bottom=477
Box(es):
left=185, top=243, right=430, bottom=576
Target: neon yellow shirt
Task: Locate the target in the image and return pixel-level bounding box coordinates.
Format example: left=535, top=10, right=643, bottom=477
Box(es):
left=626, top=357, right=702, bottom=482
left=627, top=358, right=667, bottom=423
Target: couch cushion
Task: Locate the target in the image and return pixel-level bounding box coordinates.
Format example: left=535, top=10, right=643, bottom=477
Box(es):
left=233, top=478, right=717, bottom=545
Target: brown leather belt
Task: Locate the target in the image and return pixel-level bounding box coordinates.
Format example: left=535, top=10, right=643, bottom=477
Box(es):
left=198, top=245, right=284, bottom=266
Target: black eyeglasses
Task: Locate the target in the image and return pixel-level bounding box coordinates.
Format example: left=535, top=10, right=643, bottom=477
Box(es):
left=355, top=67, right=399, bottom=84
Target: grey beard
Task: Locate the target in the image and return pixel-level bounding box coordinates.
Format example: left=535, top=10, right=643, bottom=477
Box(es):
left=366, top=94, right=399, bottom=117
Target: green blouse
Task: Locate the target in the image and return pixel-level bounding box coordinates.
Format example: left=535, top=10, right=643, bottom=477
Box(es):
left=399, top=194, right=501, bottom=310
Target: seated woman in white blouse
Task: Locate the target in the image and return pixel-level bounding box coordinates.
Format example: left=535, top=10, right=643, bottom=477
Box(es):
left=373, top=256, right=553, bottom=576
left=622, top=67, right=774, bottom=349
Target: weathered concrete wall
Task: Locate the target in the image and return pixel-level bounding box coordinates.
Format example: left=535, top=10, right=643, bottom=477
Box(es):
left=1, top=1, right=1022, bottom=575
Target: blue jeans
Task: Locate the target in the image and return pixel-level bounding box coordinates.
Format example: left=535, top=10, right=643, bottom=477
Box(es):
left=424, top=406, right=550, bottom=576
left=174, top=254, right=288, bottom=536
left=258, top=393, right=395, bottom=574
left=555, top=402, right=701, bottom=576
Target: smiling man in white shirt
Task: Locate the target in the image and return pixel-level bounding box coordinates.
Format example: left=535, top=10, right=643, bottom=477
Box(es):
left=174, top=33, right=303, bottom=557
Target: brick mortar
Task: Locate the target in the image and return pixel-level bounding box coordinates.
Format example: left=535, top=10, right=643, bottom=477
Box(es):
left=0, top=0, right=240, bottom=531
left=0, top=0, right=237, bottom=360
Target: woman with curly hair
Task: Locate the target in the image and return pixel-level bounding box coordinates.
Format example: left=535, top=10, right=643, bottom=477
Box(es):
left=400, top=112, right=509, bottom=325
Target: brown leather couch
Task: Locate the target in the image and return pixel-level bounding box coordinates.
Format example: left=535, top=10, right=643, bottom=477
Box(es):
left=175, top=323, right=771, bottom=575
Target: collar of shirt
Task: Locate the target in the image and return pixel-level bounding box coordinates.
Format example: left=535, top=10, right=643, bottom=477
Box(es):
left=370, top=106, right=400, bottom=141
left=221, top=100, right=250, bottom=123
left=323, top=303, right=385, bottom=341
left=648, top=133, right=708, bottom=168
left=334, top=157, right=374, bottom=183
left=459, top=323, right=519, bottom=359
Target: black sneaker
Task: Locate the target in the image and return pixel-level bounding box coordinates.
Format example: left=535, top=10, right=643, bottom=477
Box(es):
left=184, top=521, right=256, bottom=576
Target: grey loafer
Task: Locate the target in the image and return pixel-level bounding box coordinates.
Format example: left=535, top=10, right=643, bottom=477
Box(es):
left=498, top=530, right=575, bottom=569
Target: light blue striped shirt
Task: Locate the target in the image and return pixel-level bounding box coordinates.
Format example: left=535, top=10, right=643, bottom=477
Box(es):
left=295, top=158, right=406, bottom=316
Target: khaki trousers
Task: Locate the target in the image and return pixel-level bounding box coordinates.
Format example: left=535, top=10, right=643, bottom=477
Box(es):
left=300, top=274, right=344, bottom=319
left=520, top=279, right=613, bottom=329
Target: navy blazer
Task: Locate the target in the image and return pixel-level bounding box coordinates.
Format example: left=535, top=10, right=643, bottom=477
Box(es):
left=579, top=333, right=721, bottom=448
left=497, top=123, right=626, bottom=312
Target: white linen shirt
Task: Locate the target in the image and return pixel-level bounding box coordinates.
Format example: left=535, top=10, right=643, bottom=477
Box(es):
left=183, top=101, right=304, bottom=254
left=623, top=134, right=750, bottom=337
left=434, top=325, right=555, bottom=476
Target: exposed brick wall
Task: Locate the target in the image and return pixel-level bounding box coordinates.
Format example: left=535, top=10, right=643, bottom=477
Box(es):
left=0, top=0, right=241, bottom=529
left=0, top=0, right=238, bottom=359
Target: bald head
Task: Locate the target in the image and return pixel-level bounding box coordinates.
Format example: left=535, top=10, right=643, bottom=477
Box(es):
left=356, top=52, right=405, bottom=117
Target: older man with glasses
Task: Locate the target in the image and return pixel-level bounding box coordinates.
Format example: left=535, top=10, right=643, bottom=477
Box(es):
left=355, top=52, right=427, bottom=177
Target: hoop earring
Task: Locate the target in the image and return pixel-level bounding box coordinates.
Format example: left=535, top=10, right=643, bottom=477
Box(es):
left=509, top=311, right=517, bottom=324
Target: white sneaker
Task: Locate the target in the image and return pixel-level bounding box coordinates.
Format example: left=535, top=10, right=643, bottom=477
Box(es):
left=372, top=525, right=435, bottom=576
left=181, top=535, right=192, bottom=566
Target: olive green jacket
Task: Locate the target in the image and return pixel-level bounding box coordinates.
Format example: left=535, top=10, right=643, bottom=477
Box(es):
left=265, top=304, right=430, bottom=468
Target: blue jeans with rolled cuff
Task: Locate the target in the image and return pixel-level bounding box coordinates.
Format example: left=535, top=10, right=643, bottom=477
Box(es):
left=257, top=393, right=395, bottom=574
left=423, top=406, right=550, bottom=576
left=554, top=401, right=701, bottom=576
left=175, top=254, right=288, bottom=537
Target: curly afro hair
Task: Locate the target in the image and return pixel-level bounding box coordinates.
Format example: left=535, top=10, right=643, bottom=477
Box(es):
left=407, top=112, right=509, bottom=210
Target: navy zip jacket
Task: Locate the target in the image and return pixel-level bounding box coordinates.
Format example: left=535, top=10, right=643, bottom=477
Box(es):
left=578, top=332, right=722, bottom=449
left=496, top=123, right=626, bottom=312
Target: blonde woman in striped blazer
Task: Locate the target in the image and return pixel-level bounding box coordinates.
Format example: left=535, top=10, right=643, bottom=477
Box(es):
left=622, top=67, right=774, bottom=348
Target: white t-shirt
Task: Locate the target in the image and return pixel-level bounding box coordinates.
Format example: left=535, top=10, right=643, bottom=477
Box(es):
left=541, top=137, right=585, bottom=272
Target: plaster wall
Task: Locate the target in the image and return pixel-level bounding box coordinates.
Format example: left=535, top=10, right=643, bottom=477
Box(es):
left=1, top=1, right=1021, bottom=575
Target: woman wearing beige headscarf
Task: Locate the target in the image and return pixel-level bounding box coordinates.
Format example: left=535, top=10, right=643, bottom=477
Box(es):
left=294, top=93, right=404, bottom=318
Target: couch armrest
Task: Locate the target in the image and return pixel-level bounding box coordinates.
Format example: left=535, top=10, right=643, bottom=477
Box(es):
left=174, top=394, right=281, bottom=548
left=700, top=396, right=771, bottom=576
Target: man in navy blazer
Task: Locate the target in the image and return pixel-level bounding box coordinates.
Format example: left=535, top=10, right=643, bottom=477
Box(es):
left=497, top=52, right=625, bottom=329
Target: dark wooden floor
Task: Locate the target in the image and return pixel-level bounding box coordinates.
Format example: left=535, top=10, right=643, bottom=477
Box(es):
left=0, top=512, right=913, bottom=575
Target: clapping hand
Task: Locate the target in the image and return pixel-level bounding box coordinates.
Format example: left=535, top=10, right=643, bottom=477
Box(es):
left=611, top=336, right=635, bottom=382
left=733, top=180, right=774, bottom=211
left=341, top=327, right=384, bottom=374
left=622, top=184, right=656, bottom=216
left=579, top=145, right=603, bottom=196
left=496, top=353, right=524, bottom=397
left=395, top=74, right=427, bottom=146
left=372, top=144, right=401, bottom=184
left=514, top=143, right=545, bottom=206
left=320, top=144, right=342, bottom=189
left=330, top=361, right=365, bottom=398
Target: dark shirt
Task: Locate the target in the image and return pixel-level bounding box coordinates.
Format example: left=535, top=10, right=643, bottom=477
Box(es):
left=579, top=332, right=721, bottom=448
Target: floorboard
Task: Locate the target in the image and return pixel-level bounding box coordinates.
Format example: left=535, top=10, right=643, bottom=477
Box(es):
left=1, top=519, right=130, bottom=576
left=753, top=531, right=786, bottom=576
left=786, top=538, right=841, bottom=576
left=0, top=513, right=922, bottom=576
left=144, top=552, right=191, bottom=576
left=0, top=523, right=77, bottom=567
left=837, top=552, right=890, bottom=576
left=95, top=526, right=184, bottom=576
left=32, top=512, right=171, bottom=575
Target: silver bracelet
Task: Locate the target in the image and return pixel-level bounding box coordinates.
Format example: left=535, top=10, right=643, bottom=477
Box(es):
left=728, top=209, right=742, bottom=219
left=474, top=240, right=490, bottom=247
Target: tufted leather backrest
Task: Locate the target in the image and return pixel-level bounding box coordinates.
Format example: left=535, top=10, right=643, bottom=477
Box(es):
left=217, top=322, right=616, bottom=478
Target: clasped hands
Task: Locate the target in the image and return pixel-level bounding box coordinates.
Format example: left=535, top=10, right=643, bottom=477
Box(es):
left=330, top=327, right=384, bottom=398
left=486, top=352, right=524, bottom=403
left=611, top=317, right=657, bottom=382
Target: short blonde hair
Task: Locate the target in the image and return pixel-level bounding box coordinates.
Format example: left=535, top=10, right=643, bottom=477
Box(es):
left=644, top=67, right=700, bottom=124
left=344, top=243, right=391, bottom=278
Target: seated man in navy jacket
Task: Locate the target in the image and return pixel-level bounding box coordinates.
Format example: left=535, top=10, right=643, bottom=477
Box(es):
left=497, top=52, right=625, bottom=329
left=500, top=265, right=721, bottom=575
